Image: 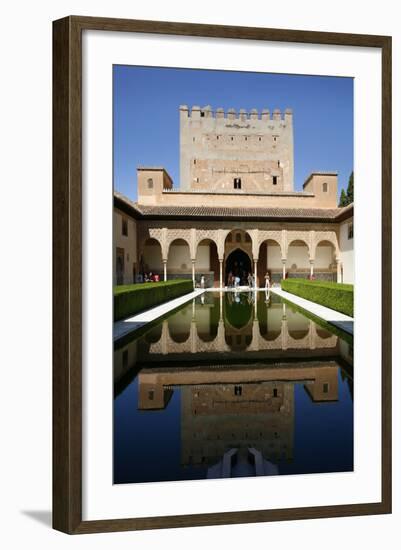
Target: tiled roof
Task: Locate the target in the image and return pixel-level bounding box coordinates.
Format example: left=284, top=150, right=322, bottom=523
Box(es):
left=114, top=191, right=353, bottom=221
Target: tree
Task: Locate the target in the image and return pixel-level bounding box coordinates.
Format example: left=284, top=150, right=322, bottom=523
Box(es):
left=346, top=171, right=354, bottom=204
left=338, top=171, right=354, bottom=207
left=339, top=188, right=348, bottom=207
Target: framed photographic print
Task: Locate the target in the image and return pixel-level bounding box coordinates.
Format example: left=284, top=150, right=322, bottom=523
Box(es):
left=53, top=16, right=392, bottom=534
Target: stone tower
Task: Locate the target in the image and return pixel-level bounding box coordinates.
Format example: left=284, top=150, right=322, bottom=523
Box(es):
left=179, top=105, right=294, bottom=192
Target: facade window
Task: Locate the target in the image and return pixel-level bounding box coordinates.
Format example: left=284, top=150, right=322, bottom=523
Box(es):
left=348, top=222, right=354, bottom=240
left=323, top=383, right=329, bottom=394
left=234, top=177, right=242, bottom=189
left=272, top=176, right=278, bottom=185
left=122, top=218, right=128, bottom=236
left=273, top=388, right=278, bottom=398
left=231, top=136, right=234, bottom=141
left=193, top=159, right=196, bottom=165
left=200, top=111, right=205, bottom=117
left=148, top=390, right=154, bottom=400
left=234, top=385, right=242, bottom=396
left=323, top=182, right=328, bottom=192
left=147, top=178, right=153, bottom=189
left=258, top=137, right=261, bottom=141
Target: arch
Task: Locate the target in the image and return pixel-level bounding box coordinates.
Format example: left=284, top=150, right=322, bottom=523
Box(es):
left=312, top=234, right=339, bottom=259
left=167, top=306, right=192, bottom=343
left=140, top=237, right=163, bottom=279
left=224, top=228, right=253, bottom=246
left=286, top=239, right=310, bottom=278
left=286, top=308, right=310, bottom=340
left=258, top=237, right=283, bottom=258
left=166, top=238, right=191, bottom=276
left=286, top=236, right=310, bottom=256
left=196, top=238, right=219, bottom=287
left=314, top=239, right=337, bottom=281
left=224, top=248, right=252, bottom=286
left=224, top=291, right=254, bottom=331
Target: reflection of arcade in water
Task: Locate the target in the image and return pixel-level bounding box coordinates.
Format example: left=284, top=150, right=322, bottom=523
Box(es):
left=114, top=293, right=353, bottom=480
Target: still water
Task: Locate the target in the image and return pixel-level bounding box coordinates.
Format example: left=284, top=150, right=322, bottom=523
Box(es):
left=114, top=291, right=353, bottom=484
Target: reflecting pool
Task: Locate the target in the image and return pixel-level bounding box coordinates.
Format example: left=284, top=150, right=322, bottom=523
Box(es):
left=114, top=291, right=353, bottom=484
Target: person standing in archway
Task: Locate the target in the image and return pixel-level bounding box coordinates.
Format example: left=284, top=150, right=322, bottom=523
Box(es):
left=264, top=271, right=270, bottom=289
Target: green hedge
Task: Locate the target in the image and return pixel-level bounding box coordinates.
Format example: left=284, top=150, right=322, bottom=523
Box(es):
left=281, top=278, right=354, bottom=317
left=114, top=279, right=193, bottom=321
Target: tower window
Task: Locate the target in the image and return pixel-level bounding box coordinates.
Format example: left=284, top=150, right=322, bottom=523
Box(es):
left=231, top=136, right=234, bottom=141
left=258, top=137, right=261, bottom=141
left=200, top=111, right=205, bottom=117
left=323, top=383, right=329, bottom=394
left=147, top=178, right=153, bottom=189
left=234, top=177, right=242, bottom=189
left=272, top=176, right=278, bottom=185
left=273, top=388, right=278, bottom=397
left=323, top=182, right=328, bottom=192
left=193, top=159, right=196, bottom=165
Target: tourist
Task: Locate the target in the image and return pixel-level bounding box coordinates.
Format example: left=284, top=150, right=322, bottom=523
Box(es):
left=247, top=272, right=253, bottom=287
left=200, top=275, right=205, bottom=288
left=153, top=273, right=160, bottom=282
left=264, top=272, right=270, bottom=289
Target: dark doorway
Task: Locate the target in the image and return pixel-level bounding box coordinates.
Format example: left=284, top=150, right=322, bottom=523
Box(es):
left=225, top=248, right=252, bottom=285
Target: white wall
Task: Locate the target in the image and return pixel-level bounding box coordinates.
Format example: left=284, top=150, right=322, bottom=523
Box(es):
left=287, top=244, right=310, bottom=269
left=167, top=242, right=192, bottom=270
left=314, top=245, right=334, bottom=268
left=2, top=2, right=400, bottom=550
left=266, top=243, right=282, bottom=268
left=340, top=217, right=355, bottom=283
left=113, top=210, right=137, bottom=284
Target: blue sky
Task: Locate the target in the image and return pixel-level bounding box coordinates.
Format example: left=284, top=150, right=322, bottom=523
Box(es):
left=113, top=66, right=353, bottom=202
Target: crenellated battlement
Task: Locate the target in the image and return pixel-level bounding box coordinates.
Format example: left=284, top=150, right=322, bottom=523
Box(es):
left=179, top=105, right=293, bottom=122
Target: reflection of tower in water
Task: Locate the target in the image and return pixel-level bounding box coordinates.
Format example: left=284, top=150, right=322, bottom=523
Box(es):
left=180, top=381, right=294, bottom=471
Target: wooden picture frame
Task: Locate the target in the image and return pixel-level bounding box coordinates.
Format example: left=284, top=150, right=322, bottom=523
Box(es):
left=53, top=15, right=392, bottom=534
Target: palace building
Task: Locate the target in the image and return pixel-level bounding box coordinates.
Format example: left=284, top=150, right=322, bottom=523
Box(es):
left=114, top=105, right=354, bottom=287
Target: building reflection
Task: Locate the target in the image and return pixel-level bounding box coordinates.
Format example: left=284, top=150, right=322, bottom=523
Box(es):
left=113, top=292, right=353, bottom=479
left=136, top=361, right=340, bottom=477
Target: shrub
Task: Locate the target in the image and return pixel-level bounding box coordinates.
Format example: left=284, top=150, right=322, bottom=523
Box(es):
left=281, top=278, right=353, bottom=317
left=114, top=279, right=193, bottom=321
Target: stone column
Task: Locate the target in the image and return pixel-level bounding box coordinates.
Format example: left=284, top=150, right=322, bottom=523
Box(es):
left=254, top=259, right=258, bottom=289
left=163, top=260, right=167, bottom=281
left=219, top=291, right=223, bottom=320
left=191, top=260, right=196, bottom=287
left=309, top=259, right=314, bottom=279
left=219, top=259, right=223, bottom=289
left=336, top=259, right=342, bottom=283
left=282, top=259, right=286, bottom=280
